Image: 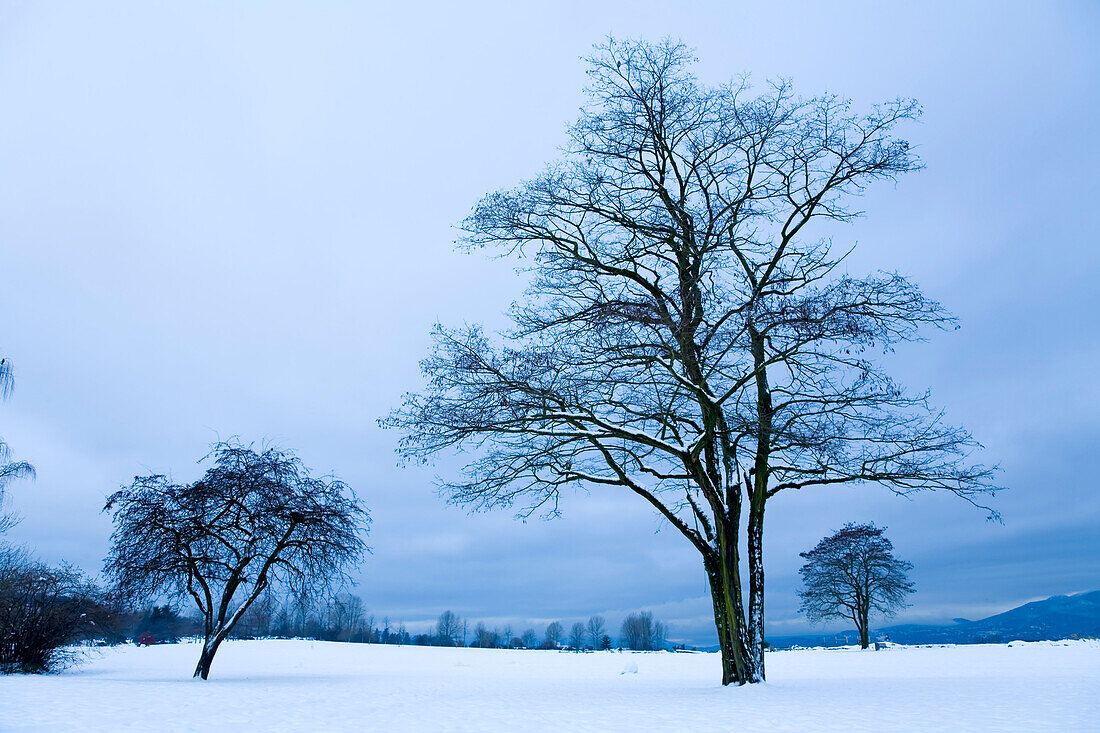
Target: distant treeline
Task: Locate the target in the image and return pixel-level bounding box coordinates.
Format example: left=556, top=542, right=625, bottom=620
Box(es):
left=129, top=595, right=671, bottom=652
left=1, top=540, right=674, bottom=673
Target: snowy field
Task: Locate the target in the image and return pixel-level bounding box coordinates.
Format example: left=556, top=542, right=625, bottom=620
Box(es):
left=2, top=639, right=1097, bottom=732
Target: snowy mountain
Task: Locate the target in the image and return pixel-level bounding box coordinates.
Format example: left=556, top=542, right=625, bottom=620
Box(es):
left=768, top=590, right=1100, bottom=647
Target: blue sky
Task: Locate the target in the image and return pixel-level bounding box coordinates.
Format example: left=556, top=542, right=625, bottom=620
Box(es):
left=1, top=1, right=1097, bottom=644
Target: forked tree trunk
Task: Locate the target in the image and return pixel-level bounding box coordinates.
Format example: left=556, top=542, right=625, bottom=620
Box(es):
left=705, top=521, right=766, bottom=685
left=858, top=608, right=870, bottom=649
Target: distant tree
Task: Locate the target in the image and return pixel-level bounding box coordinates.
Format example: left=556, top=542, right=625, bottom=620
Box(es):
left=569, top=622, right=587, bottom=650
left=543, top=621, right=564, bottom=648
left=103, top=440, right=369, bottom=679
left=383, top=38, right=998, bottom=685
left=0, top=355, right=33, bottom=533
left=586, top=615, right=607, bottom=650
left=520, top=628, right=538, bottom=649
left=435, top=610, right=463, bottom=647
left=621, top=611, right=665, bottom=651
left=324, top=593, right=368, bottom=642
left=0, top=546, right=108, bottom=672
left=798, top=522, right=915, bottom=649
left=472, top=622, right=499, bottom=648
left=599, top=634, right=613, bottom=651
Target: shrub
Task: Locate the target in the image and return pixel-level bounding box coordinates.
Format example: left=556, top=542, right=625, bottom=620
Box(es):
left=0, top=546, right=107, bottom=672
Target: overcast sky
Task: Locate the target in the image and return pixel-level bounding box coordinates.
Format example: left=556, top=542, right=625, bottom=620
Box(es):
left=1, top=1, right=1097, bottom=645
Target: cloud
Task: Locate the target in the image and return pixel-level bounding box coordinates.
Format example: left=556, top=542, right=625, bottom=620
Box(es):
left=1, top=1, right=1097, bottom=649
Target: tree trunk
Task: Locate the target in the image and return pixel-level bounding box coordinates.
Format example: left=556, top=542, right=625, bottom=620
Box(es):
left=745, top=326, right=770, bottom=683
left=858, top=607, right=870, bottom=649
left=745, top=503, right=766, bottom=682
left=193, top=634, right=225, bottom=680
left=706, top=525, right=758, bottom=685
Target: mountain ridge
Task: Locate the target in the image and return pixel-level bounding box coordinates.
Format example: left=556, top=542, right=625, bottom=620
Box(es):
left=765, top=590, right=1100, bottom=648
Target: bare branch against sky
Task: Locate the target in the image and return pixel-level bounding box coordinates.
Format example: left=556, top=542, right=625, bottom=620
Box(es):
left=0, top=1, right=1096, bottom=644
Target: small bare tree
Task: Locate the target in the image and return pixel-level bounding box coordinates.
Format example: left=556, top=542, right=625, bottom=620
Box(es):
left=385, top=38, right=997, bottom=684
left=472, top=622, right=499, bottom=648
left=543, top=620, right=564, bottom=648
left=103, top=440, right=369, bottom=679
left=586, top=615, right=606, bottom=650
left=569, top=621, right=587, bottom=649
left=798, top=522, right=914, bottom=649
left=435, top=610, right=463, bottom=646
left=620, top=611, right=665, bottom=651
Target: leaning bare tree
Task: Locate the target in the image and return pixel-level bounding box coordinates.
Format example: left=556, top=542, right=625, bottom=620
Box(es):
left=0, top=355, right=34, bottom=533
left=798, top=522, right=914, bottom=649
left=385, top=38, right=997, bottom=684
left=104, top=440, right=369, bottom=679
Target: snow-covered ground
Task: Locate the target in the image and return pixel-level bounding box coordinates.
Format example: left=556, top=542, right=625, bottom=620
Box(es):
left=2, top=639, right=1097, bottom=731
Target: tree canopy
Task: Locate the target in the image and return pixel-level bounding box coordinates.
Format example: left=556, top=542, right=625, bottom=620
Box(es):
left=799, top=522, right=915, bottom=648
left=104, top=440, right=369, bottom=678
left=387, top=37, right=997, bottom=685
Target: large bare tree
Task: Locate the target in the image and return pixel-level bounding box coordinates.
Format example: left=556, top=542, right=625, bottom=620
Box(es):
left=104, top=440, right=369, bottom=679
left=798, top=522, right=914, bottom=649
left=385, top=39, right=997, bottom=684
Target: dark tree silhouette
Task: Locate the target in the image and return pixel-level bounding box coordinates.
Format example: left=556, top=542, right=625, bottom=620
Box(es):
left=798, top=522, right=914, bottom=649
left=385, top=38, right=998, bottom=684
left=0, top=355, right=34, bottom=533
left=103, top=440, right=369, bottom=679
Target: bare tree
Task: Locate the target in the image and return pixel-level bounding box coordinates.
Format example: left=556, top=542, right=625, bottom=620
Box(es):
left=520, top=628, right=538, bottom=649
left=586, top=615, right=606, bottom=650
left=103, top=440, right=369, bottom=679
left=0, top=355, right=34, bottom=533
left=543, top=620, right=564, bottom=648
left=620, top=611, right=665, bottom=651
left=435, top=610, right=463, bottom=646
left=325, top=593, right=368, bottom=642
left=569, top=621, right=587, bottom=650
left=385, top=38, right=997, bottom=684
left=798, top=522, right=914, bottom=649
left=471, top=622, right=499, bottom=648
